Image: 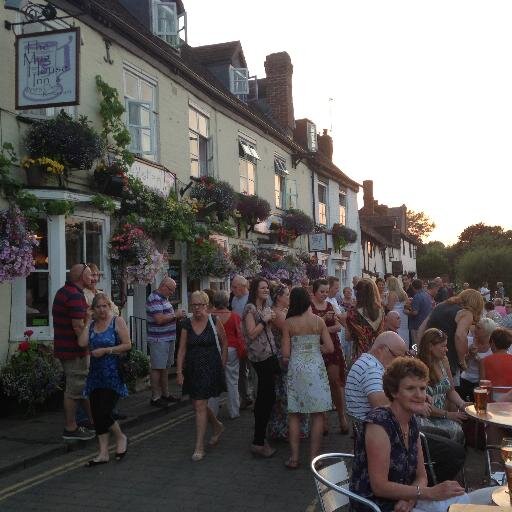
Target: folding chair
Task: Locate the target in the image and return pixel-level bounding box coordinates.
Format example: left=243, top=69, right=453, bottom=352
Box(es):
left=311, top=453, right=381, bottom=512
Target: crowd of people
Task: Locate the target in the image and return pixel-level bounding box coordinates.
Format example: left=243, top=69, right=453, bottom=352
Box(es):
left=50, top=262, right=512, bottom=509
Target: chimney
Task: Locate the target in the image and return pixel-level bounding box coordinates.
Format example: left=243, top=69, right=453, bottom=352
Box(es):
left=317, top=129, right=333, bottom=161
left=264, top=52, right=295, bottom=137
left=363, top=180, right=375, bottom=215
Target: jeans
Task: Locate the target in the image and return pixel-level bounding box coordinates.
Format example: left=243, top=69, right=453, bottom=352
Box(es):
left=252, top=357, right=277, bottom=446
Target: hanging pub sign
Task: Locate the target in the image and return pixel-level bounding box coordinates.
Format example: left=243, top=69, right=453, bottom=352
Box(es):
left=308, top=232, right=327, bottom=252
left=15, top=27, right=80, bottom=110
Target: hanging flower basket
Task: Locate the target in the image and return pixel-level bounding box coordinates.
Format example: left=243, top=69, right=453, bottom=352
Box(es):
left=189, top=177, right=236, bottom=221
left=22, top=157, right=67, bottom=188
left=282, top=209, right=315, bottom=238
left=187, top=238, right=235, bottom=279
left=230, top=245, right=261, bottom=277
left=257, top=249, right=306, bottom=284
left=93, top=161, right=128, bottom=197
left=331, top=223, right=358, bottom=252
left=235, top=193, right=271, bottom=232
left=110, top=224, right=164, bottom=285
left=0, top=205, right=39, bottom=284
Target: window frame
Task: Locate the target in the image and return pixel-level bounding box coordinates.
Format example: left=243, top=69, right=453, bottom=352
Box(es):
left=317, top=180, right=328, bottom=226
left=238, top=139, right=258, bottom=195
left=274, top=156, right=288, bottom=209
left=151, top=0, right=179, bottom=45
left=189, top=106, right=211, bottom=178
left=338, top=187, right=347, bottom=225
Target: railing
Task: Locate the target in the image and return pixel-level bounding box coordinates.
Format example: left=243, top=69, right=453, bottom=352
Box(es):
left=129, top=316, right=149, bottom=355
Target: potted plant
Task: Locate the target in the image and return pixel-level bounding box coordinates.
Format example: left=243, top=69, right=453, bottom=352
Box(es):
left=235, top=193, right=271, bottom=233
left=0, top=331, right=63, bottom=415
left=110, top=224, right=165, bottom=285
left=331, top=223, right=358, bottom=252
left=187, top=238, right=235, bottom=279
left=125, top=348, right=151, bottom=393
left=230, top=244, right=261, bottom=277
left=23, top=111, right=103, bottom=187
left=189, top=177, right=236, bottom=221
left=282, top=208, right=315, bottom=238
left=268, top=220, right=297, bottom=245
left=298, top=251, right=327, bottom=280
left=93, top=160, right=128, bottom=196
left=0, top=205, right=39, bottom=284
left=22, top=156, right=66, bottom=187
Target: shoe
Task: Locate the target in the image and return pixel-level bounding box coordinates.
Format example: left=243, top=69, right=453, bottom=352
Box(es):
left=250, top=444, right=277, bottom=458
left=161, top=394, right=180, bottom=403
left=62, top=427, right=96, bottom=441
left=208, top=424, right=225, bottom=447
left=85, top=459, right=109, bottom=467
left=191, top=451, right=205, bottom=462
left=112, top=412, right=127, bottom=421
left=149, top=397, right=169, bottom=408
left=284, top=458, right=300, bottom=469
left=115, top=437, right=129, bottom=460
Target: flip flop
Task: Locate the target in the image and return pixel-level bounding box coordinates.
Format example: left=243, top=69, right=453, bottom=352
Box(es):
left=85, top=459, right=109, bottom=467
left=115, top=437, right=129, bottom=460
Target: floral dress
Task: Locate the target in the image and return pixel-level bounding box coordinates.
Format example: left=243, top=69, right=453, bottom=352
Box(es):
left=267, top=324, right=310, bottom=440
left=416, top=363, right=465, bottom=444
left=83, top=318, right=128, bottom=398
left=346, top=307, right=385, bottom=363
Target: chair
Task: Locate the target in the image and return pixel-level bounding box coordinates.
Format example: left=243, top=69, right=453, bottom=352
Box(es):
left=311, top=453, right=381, bottom=512
left=419, top=431, right=437, bottom=485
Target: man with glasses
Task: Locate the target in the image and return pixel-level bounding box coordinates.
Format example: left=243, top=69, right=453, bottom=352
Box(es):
left=52, top=263, right=95, bottom=440
left=146, top=277, right=186, bottom=407
left=345, top=331, right=465, bottom=484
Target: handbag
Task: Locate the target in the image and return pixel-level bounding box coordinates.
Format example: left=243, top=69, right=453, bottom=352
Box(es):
left=262, top=323, right=281, bottom=375
left=208, top=314, right=221, bottom=353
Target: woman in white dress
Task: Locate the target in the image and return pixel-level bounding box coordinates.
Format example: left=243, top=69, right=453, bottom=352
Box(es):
left=281, top=287, right=334, bottom=469
left=386, top=276, right=410, bottom=346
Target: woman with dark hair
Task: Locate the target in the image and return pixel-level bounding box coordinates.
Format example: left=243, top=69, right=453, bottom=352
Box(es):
left=242, top=277, right=278, bottom=457
left=350, top=356, right=492, bottom=512
left=417, top=328, right=467, bottom=444
left=281, top=287, right=333, bottom=468
left=310, top=278, right=349, bottom=434
left=267, top=283, right=309, bottom=440
left=346, top=278, right=385, bottom=362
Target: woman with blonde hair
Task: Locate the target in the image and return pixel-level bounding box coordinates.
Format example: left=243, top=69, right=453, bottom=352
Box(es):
left=386, top=276, right=410, bottom=345
left=425, top=289, right=484, bottom=376
left=176, top=290, right=227, bottom=461
left=346, top=278, right=385, bottom=361
left=416, top=328, right=468, bottom=444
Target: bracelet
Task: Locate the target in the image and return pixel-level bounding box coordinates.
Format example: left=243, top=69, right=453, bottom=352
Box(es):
left=416, top=485, right=421, bottom=499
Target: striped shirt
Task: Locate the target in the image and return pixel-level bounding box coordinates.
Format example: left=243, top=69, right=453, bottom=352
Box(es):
left=146, top=291, right=176, bottom=343
left=345, top=353, right=384, bottom=420
left=52, top=282, right=88, bottom=360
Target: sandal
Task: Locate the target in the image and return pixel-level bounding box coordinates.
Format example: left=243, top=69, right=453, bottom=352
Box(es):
left=191, top=451, right=205, bottom=462
left=285, top=458, right=300, bottom=469
left=85, top=459, right=109, bottom=467
left=208, top=424, right=225, bottom=447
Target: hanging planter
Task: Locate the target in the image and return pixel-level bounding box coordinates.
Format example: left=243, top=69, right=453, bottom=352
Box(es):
left=230, top=245, right=261, bottom=277
left=235, top=193, right=271, bottom=233
left=22, top=157, right=67, bottom=188
left=331, top=223, right=358, bottom=252
left=187, top=238, right=235, bottom=279
left=93, top=161, right=128, bottom=197
left=189, top=177, right=236, bottom=221
left=282, top=208, right=315, bottom=238
left=0, top=205, right=39, bottom=283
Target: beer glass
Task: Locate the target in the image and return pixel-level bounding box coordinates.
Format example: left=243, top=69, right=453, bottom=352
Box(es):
left=474, top=387, right=488, bottom=414
left=479, top=379, right=492, bottom=391
left=505, top=460, right=512, bottom=504
left=501, top=438, right=512, bottom=464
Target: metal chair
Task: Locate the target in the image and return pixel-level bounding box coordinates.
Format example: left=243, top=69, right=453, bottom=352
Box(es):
left=311, top=453, right=381, bottom=512
left=419, top=431, right=437, bottom=485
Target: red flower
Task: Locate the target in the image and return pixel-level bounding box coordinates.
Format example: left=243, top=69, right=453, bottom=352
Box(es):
left=18, top=341, right=30, bottom=352
left=24, top=329, right=34, bottom=338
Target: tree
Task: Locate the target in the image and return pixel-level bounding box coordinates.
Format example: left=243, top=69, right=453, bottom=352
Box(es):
left=452, top=223, right=512, bottom=256
left=416, top=244, right=451, bottom=279
left=407, top=210, right=436, bottom=243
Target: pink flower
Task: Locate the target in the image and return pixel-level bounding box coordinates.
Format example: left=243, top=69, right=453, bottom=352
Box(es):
left=18, top=341, right=30, bottom=352
left=24, top=329, right=34, bottom=338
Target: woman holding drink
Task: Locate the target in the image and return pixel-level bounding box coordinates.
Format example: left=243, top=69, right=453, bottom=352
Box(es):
left=242, top=277, right=279, bottom=457
left=310, top=278, right=349, bottom=434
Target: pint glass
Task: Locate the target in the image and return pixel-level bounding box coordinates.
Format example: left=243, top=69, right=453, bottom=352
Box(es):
left=474, top=387, right=488, bottom=414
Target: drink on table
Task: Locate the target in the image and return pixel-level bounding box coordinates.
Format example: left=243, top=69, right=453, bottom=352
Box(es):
left=479, top=379, right=492, bottom=391
left=474, top=387, right=488, bottom=414
left=501, top=438, right=512, bottom=464
left=505, top=461, right=512, bottom=504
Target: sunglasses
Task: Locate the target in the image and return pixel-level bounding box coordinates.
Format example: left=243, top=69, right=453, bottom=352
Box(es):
left=386, top=346, right=414, bottom=358
left=79, top=263, right=90, bottom=277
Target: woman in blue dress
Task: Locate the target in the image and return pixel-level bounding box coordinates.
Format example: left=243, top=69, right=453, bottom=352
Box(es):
left=78, top=292, right=131, bottom=466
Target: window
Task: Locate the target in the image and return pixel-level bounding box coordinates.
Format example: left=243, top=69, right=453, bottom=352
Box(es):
left=152, top=0, right=179, bottom=47
left=189, top=107, right=211, bottom=177
left=26, top=219, right=49, bottom=328
left=409, top=242, right=412, bottom=258
left=413, top=245, right=417, bottom=259
left=402, top=239, right=406, bottom=255
left=229, top=66, right=249, bottom=96
left=274, top=157, right=288, bottom=209
left=65, top=217, right=104, bottom=274
left=339, top=187, right=347, bottom=225
left=239, top=139, right=259, bottom=195
left=317, top=180, right=328, bottom=225
left=124, top=68, right=157, bottom=161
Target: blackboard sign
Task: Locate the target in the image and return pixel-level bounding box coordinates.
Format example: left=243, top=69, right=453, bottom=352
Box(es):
left=167, top=260, right=182, bottom=306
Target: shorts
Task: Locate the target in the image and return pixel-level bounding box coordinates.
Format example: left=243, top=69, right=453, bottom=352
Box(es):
left=61, top=356, right=89, bottom=399
left=149, top=340, right=175, bottom=370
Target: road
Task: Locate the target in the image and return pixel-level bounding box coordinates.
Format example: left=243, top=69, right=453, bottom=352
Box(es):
left=0, top=403, right=347, bottom=511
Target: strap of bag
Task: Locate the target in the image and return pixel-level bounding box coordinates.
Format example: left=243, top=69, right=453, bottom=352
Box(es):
left=208, top=314, right=221, bottom=353
left=261, top=321, right=275, bottom=356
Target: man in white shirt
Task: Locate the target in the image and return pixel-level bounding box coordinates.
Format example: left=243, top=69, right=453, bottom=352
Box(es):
left=480, top=282, right=491, bottom=302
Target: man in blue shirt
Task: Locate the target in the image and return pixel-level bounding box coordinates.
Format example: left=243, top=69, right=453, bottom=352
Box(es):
left=406, top=279, right=439, bottom=345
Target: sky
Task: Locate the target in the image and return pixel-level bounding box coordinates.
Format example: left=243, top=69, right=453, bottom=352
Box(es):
left=184, top=0, right=512, bottom=245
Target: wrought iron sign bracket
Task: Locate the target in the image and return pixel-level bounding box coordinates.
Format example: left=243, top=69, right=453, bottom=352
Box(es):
left=4, top=2, right=84, bottom=31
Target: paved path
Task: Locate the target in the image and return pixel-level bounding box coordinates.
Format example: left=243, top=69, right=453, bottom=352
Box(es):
left=0, top=405, right=349, bottom=512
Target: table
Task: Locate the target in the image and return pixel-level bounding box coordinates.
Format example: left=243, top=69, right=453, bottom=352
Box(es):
left=465, top=403, right=512, bottom=428
left=450, top=505, right=511, bottom=512
left=491, top=486, right=512, bottom=507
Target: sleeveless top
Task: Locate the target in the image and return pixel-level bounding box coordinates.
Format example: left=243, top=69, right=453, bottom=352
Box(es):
left=83, top=317, right=128, bottom=398
left=426, top=303, right=462, bottom=374
left=350, top=407, right=419, bottom=512
left=428, top=362, right=451, bottom=409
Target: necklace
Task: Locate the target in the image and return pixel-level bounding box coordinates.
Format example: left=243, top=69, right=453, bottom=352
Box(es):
left=399, top=422, right=410, bottom=446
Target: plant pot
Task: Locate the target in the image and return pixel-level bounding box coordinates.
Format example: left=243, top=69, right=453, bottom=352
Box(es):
left=26, top=167, right=66, bottom=188
left=95, top=174, right=125, bottom=196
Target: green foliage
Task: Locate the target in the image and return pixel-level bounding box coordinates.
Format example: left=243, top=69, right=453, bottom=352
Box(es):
left=95, top=75, right=133, bottom=167
left=24, top=111, right=104, bottom=170
left=235, top=193, right=271, bottom=232
left=0, top=143, right=22, bottom=200
left=282, top=208, right=315, bottom=237
left=416, top=245, right=451, bottom=279
left=91, top=194, right=117, bottom=215
left=189, top=177, right=236, bottom=219
left=187, top=238, right=235, bottom=279
left=230, top=245, right=261, bottom=277
left=407, top=210, right=436, bottom=243
left=452, top=223, right=512, bottom=256
left=43, top=200, right=74, bottom=216
left=331, top=223, right=358, bottom=252
left=455, top=246, right=512, bottom=294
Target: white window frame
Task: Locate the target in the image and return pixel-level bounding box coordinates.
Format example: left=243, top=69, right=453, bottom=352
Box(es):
left=189, top=106, right=212, bottom=177
left=274, top=156, right=288, bottom=209
left=229, top=66, right=249, bottom=95
left=124, top=67, right=158, bottom=161
left=10, top=207, right=111, bottom=342
left=317, top=180, right=328, bottom=226
left=151, top=0, right=179, bottom=46
left=239, top=139, right=258, bottom=195
left=338, top=187, right=347, bottom=225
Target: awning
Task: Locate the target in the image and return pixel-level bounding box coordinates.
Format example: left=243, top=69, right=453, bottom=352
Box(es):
left=239, top=140, right=260, bottom=160
left=274, top=158, right=289, bottom=176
